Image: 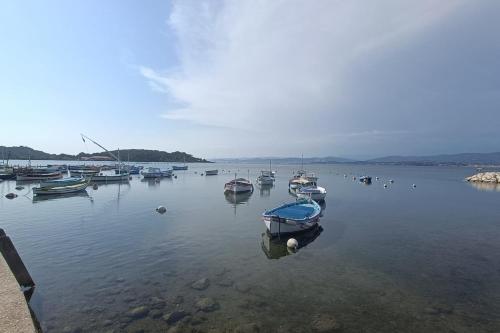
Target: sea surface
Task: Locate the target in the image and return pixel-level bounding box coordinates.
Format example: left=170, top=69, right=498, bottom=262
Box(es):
left=1, top=161, right=500, bottom=332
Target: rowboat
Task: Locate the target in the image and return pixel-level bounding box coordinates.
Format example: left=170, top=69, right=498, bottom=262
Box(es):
left=33, top=178, right=90, bottom=195
left=17, top=171, right=63, bottom=181
left=262, top=199, right=322, bottom=236
left=296, top=186, right=327, bottom=202
left=257, top=173, right=274, bottom=185
left=205, top=170, right=218, bottom=176
left=39, top=177, right=87, bottom=188
left=224, top=178, right=254, bottom=193
left=172, top=165, right=188, bottom=170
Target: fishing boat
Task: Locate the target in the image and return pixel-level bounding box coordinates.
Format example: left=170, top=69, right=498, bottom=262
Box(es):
left=205, top=170, right=218, bottom=176
left=141, top=167, right=171, bottom=178
left=257, top=161, right=275, bottom=185
left=17, top=171, right=63, bottom=181
left=0, top=164, right=15, bottom=180
left=33, top=178, right=90, bottom=195
left=296, top=185, right=327, bottom=201
left=91, top=173, right=129, bottom=182
left=224, top=178, right=254, bottom=193
left=289, top=177, right=316, bottom=191
left=39, top=176, right=87, bottom=188
left=70, top=169, right=99, bottom=177
left=262, top=199, right=322, bottom=237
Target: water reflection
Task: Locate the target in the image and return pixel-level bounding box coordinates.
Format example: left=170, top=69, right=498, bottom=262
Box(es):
left=32, top=191, right=90, bottom=203
left=261, top=225, right=323, bottom=259
left=468, top=182, right=500, bottom=192
left=224, top=191, right=252, bottom=205
left=258, top=184, right=273, bottom=197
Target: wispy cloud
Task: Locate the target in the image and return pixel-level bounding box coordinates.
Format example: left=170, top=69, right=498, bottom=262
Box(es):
left=139, top=0, right=500, bottom=157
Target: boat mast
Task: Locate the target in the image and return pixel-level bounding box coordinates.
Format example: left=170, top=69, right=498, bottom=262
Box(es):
left=80, top=134, right=120, bottom=162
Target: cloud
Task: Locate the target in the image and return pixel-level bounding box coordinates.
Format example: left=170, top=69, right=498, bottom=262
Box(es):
left=140, top=0, right=500, bottom=157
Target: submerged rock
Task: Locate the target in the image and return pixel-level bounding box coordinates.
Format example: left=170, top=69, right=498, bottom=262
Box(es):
left=163, top=310, right=188, bottom=324
left=216, top=276, right=234, bottom=287
left=126, top=306, right=149, bottom=319
left=311, top=314, right=342, bottom=332
left=172, top=295, right=184, bottom=305
left=195, top=297, right=219, bottom=312
left=234, top=323, right=260, bottom=333
left=190, top=278, right=210, bottom=290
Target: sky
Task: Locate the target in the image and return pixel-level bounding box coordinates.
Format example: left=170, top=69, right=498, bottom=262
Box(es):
left=0, top=0, right=499, bottom=159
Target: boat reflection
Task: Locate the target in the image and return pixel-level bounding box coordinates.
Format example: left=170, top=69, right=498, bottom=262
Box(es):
left=224, top=191, right=252, bottom=205
left=261, top=225, right=323, bottom=260
left=468, top=182, right=500, bottom=192
left=32, top=190, right=90, bottom=203
left=258, top=184, right=273, bottom=197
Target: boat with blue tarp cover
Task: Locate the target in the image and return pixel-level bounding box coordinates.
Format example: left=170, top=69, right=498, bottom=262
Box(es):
left=262, top=199, right=321, bottom=236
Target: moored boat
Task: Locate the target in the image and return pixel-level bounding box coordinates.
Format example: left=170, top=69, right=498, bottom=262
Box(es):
left=296, top=186, right=327, bottom=201
left=17, top=171, right=63, bottom=181
left=205, top=169, right=218, bottom=176
left=91, top=173, right=130, bottom=182
left=40, top=177, right=87, bottom=188
left=224, top=178, right=254, bottom=193
left=33, top=178, right=90, bottom=195
left=262, top=199, right=322, bottom=236
left=70, top=169, right=99, bottom=177
left=172, top=165, right=188, bottom=171
left=359, top=176, right=372, bottom=184
left=289, top=177, right=316, bottom=191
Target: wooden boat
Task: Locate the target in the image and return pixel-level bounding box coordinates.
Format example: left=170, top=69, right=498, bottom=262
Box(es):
left=257, top=173, right=274, bottom=185
left=224, top=178, right=254, bottom=193
left=40, top=177, right=87, bottom=188
left=33, top=178, right=90, bottom=195
left=205, top=170, right=218, bottom=176
left=296, top=186, right=327, bottom=201
left=172, top=165, right=188, bottom=171
left=262, top=199, right=321, bottom=236
left=17, top=171, right=62, bottom=181
left=91, top=173, right=129, bottom=182
left=70, top=169, right=99, bottom=177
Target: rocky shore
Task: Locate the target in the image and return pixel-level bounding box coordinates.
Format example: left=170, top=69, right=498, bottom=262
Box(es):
left=465, top=172, right=500, bottom=183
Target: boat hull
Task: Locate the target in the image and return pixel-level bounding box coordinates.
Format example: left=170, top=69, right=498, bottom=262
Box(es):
left=17, top=172, right=62, bottom=181
left=91, top=174, right=130, bottom=182
left=263, top=216, right=319, bottom=236
left=224, top=183, right=253, bottom=193
left=296, top=186, right=327, bottom=201
left=39, top=177, right=86, bottom=188
left=262, top=200, right=322, bottom=237
left=205, top=170, right=218, bottom=176
left=33, top=180, right=90, bottom=195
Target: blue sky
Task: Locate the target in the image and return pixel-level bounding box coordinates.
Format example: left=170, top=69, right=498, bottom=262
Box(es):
left=1, top=1, right=499, bottom=159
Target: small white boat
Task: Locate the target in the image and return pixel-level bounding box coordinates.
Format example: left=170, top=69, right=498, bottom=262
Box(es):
left=70, top=169, right=99, bottom=177
left=91, top=173, right=129, bottom=182
left=296, top=186, right=327, bottom=201
left=289, top=177, right=316, bottom=191
left=224, top=178, right=254, bottom=193
left=33, top=179, right=90, bottom=195
left=142, top=167, right=172, bottom=178
left=262, top=199, right=322, bottom=237
left=205, top=170, right=218, bottom=176
left=257, top=174, right=274, bottom=185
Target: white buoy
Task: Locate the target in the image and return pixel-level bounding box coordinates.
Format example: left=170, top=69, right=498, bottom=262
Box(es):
left=375, top=177, right=379, bottom=180
left=287, top=238, right=298, bottom=249
left=156, top=206, right=167, bottom=214
left=412, top=184, right=416, bottom=188
left=383, top=184, right=388, bottom=188
left=389, top=179, right=394, bottom=183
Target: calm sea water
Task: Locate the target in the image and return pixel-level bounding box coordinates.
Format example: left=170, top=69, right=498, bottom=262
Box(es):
left=1, top=161, right=500, bottom=332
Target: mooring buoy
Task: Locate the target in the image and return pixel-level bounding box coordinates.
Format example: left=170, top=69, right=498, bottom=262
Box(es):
left=156, top=206, right=167, bottom=214
left=287, top=238, right=298, bottom=249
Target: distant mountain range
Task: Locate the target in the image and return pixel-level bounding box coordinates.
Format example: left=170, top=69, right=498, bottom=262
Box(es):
left=2, top=146, right=500, bottom=165
left=214, top=152, right=500, bottom=166
left=0, top=146, right=209, bottom=163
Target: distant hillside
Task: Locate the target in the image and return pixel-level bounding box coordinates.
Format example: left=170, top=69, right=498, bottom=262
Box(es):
left=0, top=146, right=209, bottom=163
left=366, top=152, right=500, bottom=166
left=213, top=156, right=355, bottom=164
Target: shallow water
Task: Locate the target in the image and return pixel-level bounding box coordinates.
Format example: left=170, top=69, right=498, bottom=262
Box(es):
left=1, top=162, right=500, bottom=332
